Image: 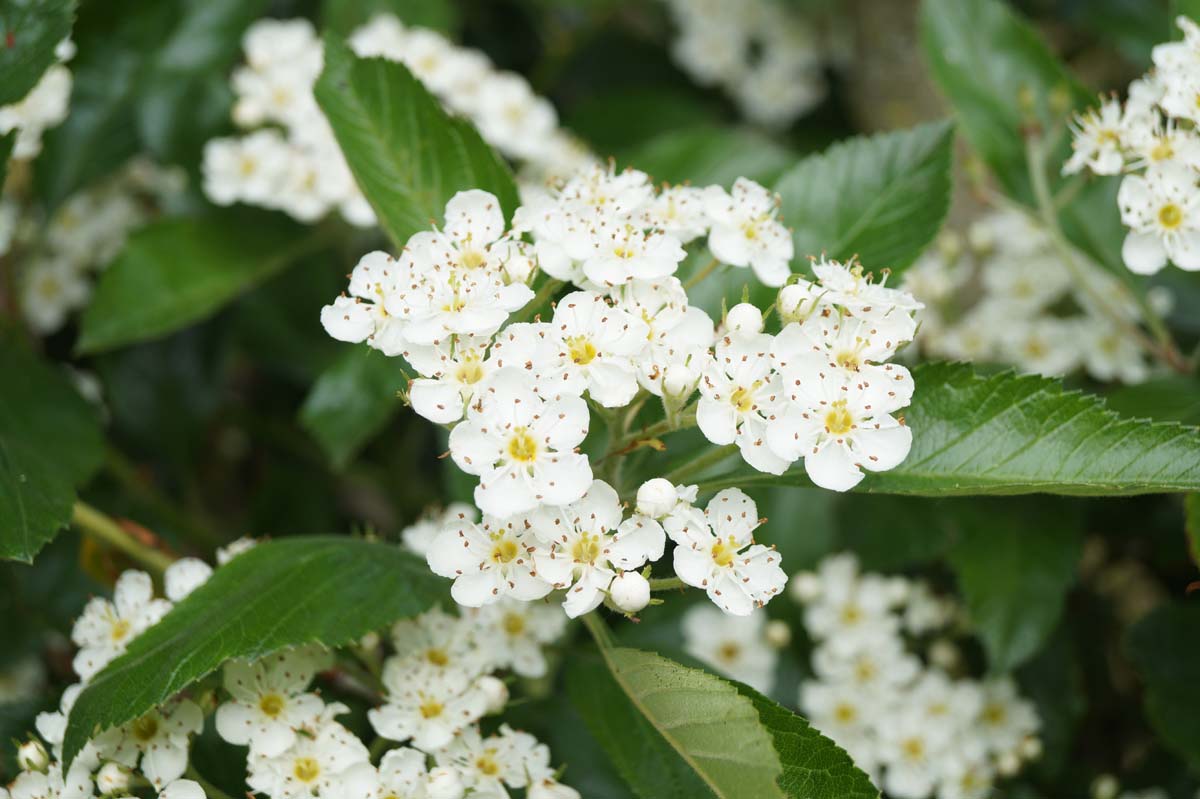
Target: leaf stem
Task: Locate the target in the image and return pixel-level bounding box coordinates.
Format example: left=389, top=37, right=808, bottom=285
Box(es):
left=512, top=277, right=564, bottom=324
left=581, top=610, right=616, bottom=649
left=684, top=257, right=722, bottom=290
left=649, top=576, right=685, bottom=592
left=71, top=501, right=175, bottom=576
left=661, top=443, right=739, bottom=487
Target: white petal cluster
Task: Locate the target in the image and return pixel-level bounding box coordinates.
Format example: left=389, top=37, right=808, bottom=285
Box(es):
left=681, top=604, right=779, bottom=692
left=1065, top=17, right=1200, bottom=274
left=904, top=215, right=1152, bottom=384
left=203, top=16, right=594, bottom=224
left=0, top=40, right=74, bottom=160
left=662, top=0, right=827, bottom=129
left=11, top=158, right=184, bottom=335
left=792, top=554, right=1041, bottom=799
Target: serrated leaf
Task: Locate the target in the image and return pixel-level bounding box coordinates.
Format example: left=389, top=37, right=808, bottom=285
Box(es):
left=696, top=362, right=1200, bottom=496
left=732, top=683, right=878, bottom=799
left=314, top=36, right=520, bottom=251
left=0, top=0, right=75, bottom=106
left=624, top=126, right=794, bottom=188
left=774, top=120, right=954, bottom=274
left=63, top=536, right=445, bottom=770
left=919, top=0, right=1089, bottom=203
left=0, top=336, right=103, bottom=563
left=77, top=211, right=308, bottom=354
left=299, top=346, right=406, bottom=469
left=1124, top=602, right=1200, bottom=772
left=946, top=500, right=1083, bottom=671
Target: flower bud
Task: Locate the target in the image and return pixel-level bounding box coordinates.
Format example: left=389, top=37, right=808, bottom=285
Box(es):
left=609, top=571, right=651, bottom=613
left=16, top=740, right=49, bottom=772
left=477, top=675, right=509, bottom=714
left=164, top=557, right=213, bottom=603
left=996, top=751, right=1021, bottom=777
left=1019, top=736, right=1043, bottom=761
left=636, top=478, right=677, bottom=518
left=787, top=572, right=821, bottom=603
left=96, top=763, right=131, bottom=795
left=528, top=779, right=582, bottom=799
left=777, top=283, right=817, bottom=324
left=1091, top=775, right=1119, bottom=799
left=928, top=639, right=960, bottom=671
left=764, top=620, right=791, bottom=649
left=661, top=362, right=699, bottom=406
left=427, top=767, right=465, bottom=799
left=725, top=303, right=763, bottom=333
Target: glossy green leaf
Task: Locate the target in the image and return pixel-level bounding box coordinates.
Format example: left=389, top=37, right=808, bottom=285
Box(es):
left=919, top=0, right=1089, bottom=203
left=63, top=536, right=446, bottom=770
left=1125, top=602, right=1200, bottom=771
left=299, top=346, right=406, bottom=469
left=78, top=211, right=308, bottom=354
left=0, top=0, right=75, bottom=106
left=624, top=126, right=794, bottom=188
left=774, top=120, right=954, bottom=273
left=946, top=501, right=1083, bottom=671
left=314, top=36, right=520, bottom=251
left=1104, top=375, right=1200, bottom=426
left=696, top=362, right=1200, bottom=496
left=0, top=337, right=103, bottom=562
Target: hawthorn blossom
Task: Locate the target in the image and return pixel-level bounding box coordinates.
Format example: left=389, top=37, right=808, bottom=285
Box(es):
left=1117, top=163, right=1200, bottom=273
left=214, top=647, right=330, bottom=757
left=71, top=571, right=171, bottom=681
left=368, top=666, right=488, bottom=751
left=703, top=178, right=794, bottom=287
left=426, top=513, right=553, bottom=606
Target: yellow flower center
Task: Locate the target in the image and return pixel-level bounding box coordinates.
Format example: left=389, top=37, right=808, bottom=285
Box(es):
left=854, top=658, right=877, bottom=682
left=475, top=751, right=501, bottom=777
left=571, top=532, right=602, bottom=564
left=833, top=703, right=857, bottom=724
left=730, top=386, right=755, bottom=413
left=982, top=703, right=1007, bottom=726
left=710, top=537, right=737, bottom=568
left=131, top=715, right=159, bottom=742
left=490, top=537, right=519, bottom=564
left=741, top=221, right=760, bottom=240
left=259, top=693, right=285, bottom=718
left=839, top=603, right=862, bottom=625
left=824, top=400, right=854, bottom=435
left=455, top=356, right=485, bottom=385
left=566, top=335, right=597, bottom=365
left=612, top=246, right=634, bottom=259
left=1159, top=202, right=1184, bottom=229
left=418, top=698, right=445, bottom=719
left=717, top=642, right=741, bottom=663
left=110, top=619, right=131, bottom=641
left=292, top=757, right=320, bottom=783
left=1151, top=139, right=1175, bottom=161
left=901, top=737, right=925, bottom=761
left=238, top=156, right=257, bottom=177
left=1023, top=338, right=1047, bottom=358
left=835, top=351, right=861, bottom=370
left=460, top=249, right=487, bottom=269
left=425, top=647, right=449, bottom=667
left=507, top=429, right=538, bottom=463
left=502, top=612, right=526, bottom=636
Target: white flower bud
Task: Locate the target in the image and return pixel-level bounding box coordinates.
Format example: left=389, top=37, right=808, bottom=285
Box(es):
left=97, top=763, right=131, bottom=795
left=936, top=230, right=962, bottom=261
left=609, top=571, right=651, bottom=613
left=359, top=631, right=381, bottom=650
left=928, top=639, right=960, bottom=671
left=967, top=220, right=995, bottom=254
left=788, top=572, right=821, bottom=603
left=764, top=620, right=791, bottom=649
left=777, top=284, right=817, bottom=324
left=1091, top=775, right=1119, bottom=799
left=164, top=557, right=213, bottom=603
left=995, top=751, right=1021, bottom=777
left=1019, top=736, right=1043, bottom=761
left=477, top=675, right=509, bottom=714
left=528, top=779, right=582, bottom=799
left=16, top=740, right=49, bottom=772
left=427, top=767, right=465, bottom=799
left=636, top=478, right=677, bottom=518
left=725, top=303, right=763, bottom=333
left=661, top=362, right=699, bottom=405
left=160, top=779, right=206, bottom=799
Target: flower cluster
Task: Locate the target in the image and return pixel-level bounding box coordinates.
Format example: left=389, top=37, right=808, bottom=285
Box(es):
left=6, top=159, right=185, bottom=335
left=680, top=604, right=786, bottom=693
left=662, top=0, right=827, bottom=129
left=903, top=212, right=1153, bottom=383
left=4, top=541, right=581, bottom=799
left=0, top=39, right=74, bottom=160
left=203, top=15, right=593, bottom=225
left=790, top=554, right=1042, bottom=799
left=1065, top=16, right=1200, bottom=274
left=322, top=166, right=921, bottom=615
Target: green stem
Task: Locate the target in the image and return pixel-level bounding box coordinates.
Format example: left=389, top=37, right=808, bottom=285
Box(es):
left=72, top=501, right=175, bottom=576
left=512, top=278, right=564, bottom=324
left=581, top=610, right=616, bottom=649
left=104, top=448, right=223, bottom=549
left=185, top=767, right=235, bottom=799
left=648, top=576, right=684, bottom=592
left=604, top=402, right=698, bottom=459
left=684, top=257, right=722, bottom=291
left=661, top=443, right=739, bottom=486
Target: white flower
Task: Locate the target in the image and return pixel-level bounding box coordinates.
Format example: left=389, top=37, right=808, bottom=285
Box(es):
left=71, top=571, right=171, bottom=680
left=998, top=316, right=1081, bottom=377
left=810, top=257, right=923, bottom=330
left=368, top=668, right=487, bottom=752
left=800, top=680, right=879, bottom=770
left=93, top=700, right=203, bottom=788
left=571, top=225, right=687, bottom=288
left=876, top=707, right=949, bottom=799
left=0, top=64, right=72, bottom=159
left=1064, top=98, right=1130, bottom=175
left=529, top=479, right=665, bottom=617
left=682, top=605, right=777, bottom=692
left=697, top=331, right=790, bottom=475
left=246, top=716, right=369, bottom=799
left=703, top=178, right=794, bottom=287
left=464, top=599, right=568, bottom=678
left=502, top=291, right=649, bottom=407
left=163, top=558, right=213, bottom=603
left=7, top=765, right=93, bottom=799
left=1078, top=318, right=1150, bottom=384
left=21, top=259, right=90, bottom=335
left=975, top=679, right=1040, bottom=757
left=341, top=747, right=444, bottom=799
left=642, top=185, right=710, bottom=243
left=475, top=73, right=558, bottom=162
left=436, top=725, right=554, bottom=794
left=612, top=277, right=713, bottom=398
left=426, top=513, right=553, bottom=607
left=216, top=537, right=256, bottom=565
left=406, top=335, right=501, bottom=424
left=390, top=607, right=486, bottom=680
left=447, top=367, right=591, bottom=517
left=401, top=503, right=478, bottom=556
left=1117, top=163, right=1200, bottom=273
left=319, top=251, right=409, bottom=356
left=663, top=488, right=787, bottom=615
left=158, top=780, right=205, bottom=799
left=214, top=647, right=330, bottom=757
left=201, top=130, right=289, bottom=206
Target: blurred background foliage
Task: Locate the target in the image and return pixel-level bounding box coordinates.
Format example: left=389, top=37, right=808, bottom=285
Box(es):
left=2, top=0, right=1199, bottom=795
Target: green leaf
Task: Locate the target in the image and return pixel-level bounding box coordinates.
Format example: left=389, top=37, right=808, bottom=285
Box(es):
left=0, top=131, right=13, bottom=182
left=696, top=362, right=1200, bottom=496
left=0, top=336, right=103, bottom=562
left=946, top=500, right=1083, bottom=671
left=0, top=0, right=75, bottom=106
left=622, top=126, right=793, bottom=188
left=773, top=120, right=954, bottom=274
left=299, top=347, right=406, bottom=469
left=1124, top=602, right=1200, bottom=772
left=732, top=683, right=878, bottom=799
left=321, top=0, right=459, bottom=35
left=77, top=211, right=308, bottom=354
left=919, top=0, right=1089, bottom=203
left=1104, top=375, right=1200, bottom=426
left=63, top=536, right=446, bottom=770
left=314, top=36, right=520, bottom=251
